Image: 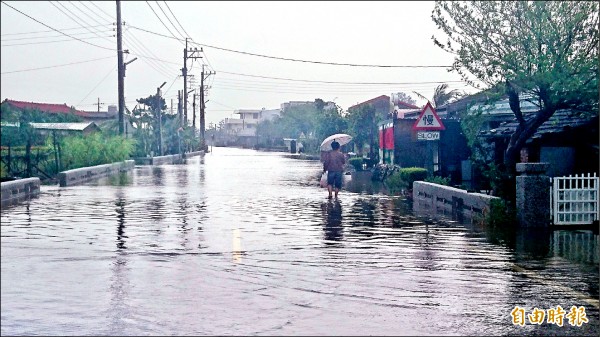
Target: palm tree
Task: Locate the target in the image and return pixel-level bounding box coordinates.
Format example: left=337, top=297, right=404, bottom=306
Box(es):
left=414, top=84, right=462, bottom=108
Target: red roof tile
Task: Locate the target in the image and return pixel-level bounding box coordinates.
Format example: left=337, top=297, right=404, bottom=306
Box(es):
left=2, top=99, right=90, bottom=117
left=348, top=95, right=390, bottom=110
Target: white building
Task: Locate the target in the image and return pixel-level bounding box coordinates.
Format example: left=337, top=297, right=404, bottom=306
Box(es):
left=220, top=108, right=282, bottom=146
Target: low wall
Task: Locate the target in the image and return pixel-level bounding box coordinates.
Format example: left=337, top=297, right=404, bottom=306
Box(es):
left=413, top=181, right=500, bottom=220
left=133, top=154, right=183, bottom=165
left=184, top=150, right=205, bottom=158
left=58, top=160, right=135, bottom=187
left=1, top=177, right=41, bottom=206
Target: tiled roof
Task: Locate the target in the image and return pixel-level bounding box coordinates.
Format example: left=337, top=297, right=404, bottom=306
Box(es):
left=348, top=95, right=390, bottom=110
left=2, top=99, right=90, bottom=117
left=478, top=110, right=597, bottom=139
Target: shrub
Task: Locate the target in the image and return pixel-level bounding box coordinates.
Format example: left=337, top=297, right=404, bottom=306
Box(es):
left=384, top=167, right=427, bottom=195
left=481, top=199, right=516, bottom=227
left=399, top=167, right=428, bottom=189
left=348, top=157, right=364, bottom=171
left=425, top=175, right=451, bottom=186
left=60, top=133, right=134, bottom=170
left=385, top=171, right=404, bottom=195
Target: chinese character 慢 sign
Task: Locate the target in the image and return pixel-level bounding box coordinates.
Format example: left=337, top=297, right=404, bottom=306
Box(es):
left=412, top=102, right=445, bottom=131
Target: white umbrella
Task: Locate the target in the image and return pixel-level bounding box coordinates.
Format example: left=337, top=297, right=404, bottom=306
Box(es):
left=320, top=133, right=352, bottom=151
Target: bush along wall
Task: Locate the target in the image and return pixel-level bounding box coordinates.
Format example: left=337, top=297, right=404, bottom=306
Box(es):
left=384, top=167, right=428, bottom=196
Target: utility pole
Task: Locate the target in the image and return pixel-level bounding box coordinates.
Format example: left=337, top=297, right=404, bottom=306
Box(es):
left=94, top=97, right=104, bottom=113
left=182, top=38, right=202, bottom=127
left=200, top=64, right=215, bottom=148
left=177, top=90, right=182, bottom=126
left=156, top=81, right=167, bottom=156
left=116, top=0, right=124, bottom=135
left=192, top=90, right=197, bottom=130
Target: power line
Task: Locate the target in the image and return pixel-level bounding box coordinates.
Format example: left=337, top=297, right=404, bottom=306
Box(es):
left=2, top=30, right=112, bottom=41
left=1, top=1, right=115, bottom=51
left=49, top=1, right=114, bottom=44
left=163, top=1, right=191, bottom=38
left=214, top=70, right=474, bottom=85
left=1, top=35, right=113, bottom=47
left=0, top=24, right=112, bottom=36
left=123, top=27, right=178, bottom=78
left=68, top=1, right=113, bottom=28
left=154, top=1, right=186, bottom=40
left=145, top=1, right=185, bottom=47
left=0, top=56, right=114, bottom=74
left=85, top=1, right=114, bottom=22
left=77, top=64, right=118, bottom=106
left=127, top=24, right=452, bottom=68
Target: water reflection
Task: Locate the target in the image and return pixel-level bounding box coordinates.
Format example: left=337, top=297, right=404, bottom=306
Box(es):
left=1, top=147, right=598, bottom=336
left=115, top=190, right=127, bottom=250
left=321, top=200, right=343, bottom=242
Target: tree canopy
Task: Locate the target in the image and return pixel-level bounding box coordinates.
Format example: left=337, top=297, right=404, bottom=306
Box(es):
left=432, top=1, right=599, bottom=175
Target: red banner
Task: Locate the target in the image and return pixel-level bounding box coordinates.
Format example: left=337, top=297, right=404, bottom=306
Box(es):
left=384, top=127, right=394, bottom=150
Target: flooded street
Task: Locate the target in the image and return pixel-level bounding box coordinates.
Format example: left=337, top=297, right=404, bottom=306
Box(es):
left=1, top=147, right=598, bottom=336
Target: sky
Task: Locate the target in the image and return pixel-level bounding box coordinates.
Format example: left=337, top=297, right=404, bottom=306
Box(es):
left=1, top=1, right=481, bottom=127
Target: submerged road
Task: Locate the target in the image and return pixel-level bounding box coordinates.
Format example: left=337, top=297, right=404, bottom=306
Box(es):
left=1, top=147, right=598, bottom=336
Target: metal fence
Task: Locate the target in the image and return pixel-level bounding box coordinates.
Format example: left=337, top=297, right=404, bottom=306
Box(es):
left=551, top=173, right=599, bottom=225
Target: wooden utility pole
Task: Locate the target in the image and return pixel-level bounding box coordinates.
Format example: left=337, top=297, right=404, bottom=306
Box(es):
left=182, top=39, right=202, bottom=127
left=200, top=64, right=215, bottom=147
left=94, top=97, right=104, bottom=113
left=156, top=81, right=166, bottom=156
left=177, top=90, right=182, bottom=126
left=192, top=90, right=197, bottom=130
left=116, top=0, right=124, bottom=135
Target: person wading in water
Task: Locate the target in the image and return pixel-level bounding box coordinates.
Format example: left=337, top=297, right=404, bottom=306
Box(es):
left=322, top=140, right=346, bottom=199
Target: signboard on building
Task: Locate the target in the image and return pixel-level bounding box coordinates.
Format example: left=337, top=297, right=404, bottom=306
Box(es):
left=412, top=102, right=445, bottom=131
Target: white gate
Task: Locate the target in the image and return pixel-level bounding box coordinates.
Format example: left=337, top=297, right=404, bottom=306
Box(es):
left=551, top=173, right=599, bottom=225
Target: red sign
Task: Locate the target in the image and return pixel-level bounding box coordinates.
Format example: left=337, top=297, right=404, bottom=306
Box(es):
left=412, top=102, right=445, bottom=131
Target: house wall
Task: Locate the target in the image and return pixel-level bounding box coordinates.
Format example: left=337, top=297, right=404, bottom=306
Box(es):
left=393, top=119, right=470, bottom=184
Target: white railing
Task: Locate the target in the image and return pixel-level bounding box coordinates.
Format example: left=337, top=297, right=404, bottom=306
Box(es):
left=551, top=173, right=599, bottom=225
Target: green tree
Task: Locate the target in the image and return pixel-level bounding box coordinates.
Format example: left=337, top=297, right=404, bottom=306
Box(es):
left=432, top=1, right=599, bottom=181
left=313, top=101, right=348, bottom=151
left=347, top=104, right=378, bottom=159
left=413, top=83, right=462, bottom=108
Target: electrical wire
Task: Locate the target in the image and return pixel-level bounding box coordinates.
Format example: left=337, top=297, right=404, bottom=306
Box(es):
left=163, top=1, right=191, bottom=38
left=85, top=1, right=114, bottom=22
left=155, top=1, right=186, bottom=40
left=0, top=24, right=112, bottom=36
left=123, top=27, right=178, bottom=78
left=145, top=1, right=185, bottom=47
left=1, top=1, right=115, bottom=51
left=127, top=25, right=452, bottom=68
left=2, top=35, right=111, bottom=47
left=76, top=64, right=118, bottom=106
left=1, top=56, right=114, bottom=74
left=68, top=1, right=113, bottom=28
left=49, top=1, right=114, bottom=44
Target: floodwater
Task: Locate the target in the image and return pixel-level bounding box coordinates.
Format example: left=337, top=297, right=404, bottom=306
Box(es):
left=1, top=147, right=598, bottom=336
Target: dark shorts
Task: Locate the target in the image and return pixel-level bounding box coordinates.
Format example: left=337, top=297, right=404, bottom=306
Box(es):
left=327, top=171, right=343, bottom=189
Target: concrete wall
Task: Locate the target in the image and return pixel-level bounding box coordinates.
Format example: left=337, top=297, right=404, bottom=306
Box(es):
left=413, top=181, right=500, bottom=220
left=151, top=154, right=182, bottom=165
left=1, top=177, right=41, bottom=206
left=134, top=154, right=183, bottom=165
left=58, top=160, right=134, bottom=187
left=184, top=150, right=205, bottom=158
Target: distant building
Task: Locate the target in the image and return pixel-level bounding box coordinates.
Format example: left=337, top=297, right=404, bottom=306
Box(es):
left=218, top=108, right=282, bottom=147
left=0, top=121, right=101, bottom=138
left=1, top=99, right=120, bottom=123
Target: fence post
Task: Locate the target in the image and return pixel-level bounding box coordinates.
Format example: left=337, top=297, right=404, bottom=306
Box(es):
left=516, top=162, right=551, bottom=228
